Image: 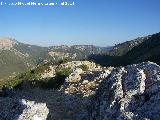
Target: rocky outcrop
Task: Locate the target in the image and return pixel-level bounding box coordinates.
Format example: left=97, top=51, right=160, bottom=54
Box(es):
left=0, top=38, right=16, bottom=50
left=60, top=61, right=160, bottom=120
left=1, top=61, right=160, bottom=120
left=90, top=62, right=160, bottom=120
left=0, top=97, right=49, bottom=120
left=62, top=66, right=113, bottom=97
left=41, top=65, right=56, bottom=79
left=59, top=61, right=99, bottom=70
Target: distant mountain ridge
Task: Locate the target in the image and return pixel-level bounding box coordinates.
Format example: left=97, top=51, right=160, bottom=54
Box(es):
left=1, top=32, right=160, bottom=79
left=108, top=35, right=151, bottom=56
left=89, top=32, right=160, bottom=67
left=0, top=38, right=109, bottom=79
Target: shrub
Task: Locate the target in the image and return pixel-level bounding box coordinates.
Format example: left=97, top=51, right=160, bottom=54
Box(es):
left=0, top=78, right=23, bottom=90
left=56, top=68, right=71, bottom=77
left=79, top=64, right=89, bottom=71
left=0, top=63, right=71, bottom=91
left=58, top=58, right=69, bottom=65
left=35, top=67, right=71, bottom=89
left=53, top=68, right=71, bottom=89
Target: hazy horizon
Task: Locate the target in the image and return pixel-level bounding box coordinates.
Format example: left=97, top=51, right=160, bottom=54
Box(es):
left=0, top=31, right=159, bottom=47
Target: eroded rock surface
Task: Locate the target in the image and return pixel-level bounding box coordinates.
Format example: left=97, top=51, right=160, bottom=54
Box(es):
left=90, top=62, right=160, bottom=120
left=0, top=38, right=16, bottom=50
left=0, top=97, right=49, bottom=120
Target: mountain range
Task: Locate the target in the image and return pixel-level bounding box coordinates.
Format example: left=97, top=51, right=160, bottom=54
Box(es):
left=0, top=38, right=108, bottom=80
left=1, top=32, right=160, bottom=80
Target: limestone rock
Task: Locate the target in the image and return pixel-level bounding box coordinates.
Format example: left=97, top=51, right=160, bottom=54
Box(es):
left=90, top=62, right=160, bottom=120
left=0, top=97, right=49, bottom=120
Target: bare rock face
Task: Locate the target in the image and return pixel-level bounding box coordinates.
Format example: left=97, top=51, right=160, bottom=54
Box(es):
left=0, top=98, right=49, bottom=120
left=0, top=38, right=16, bottom=50
left=41, top=65, right=56, bottom=79
left=59, top=61, right=99, bottom=70
left=18, top=99, right=49, bottom=120
left=62, top=62, right=113, bottom=97
left=90, top=62, right=160, bottom=120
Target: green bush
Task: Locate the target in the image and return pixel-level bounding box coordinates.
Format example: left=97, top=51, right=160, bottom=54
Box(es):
left=79, top=64, right=88, bottom=71
left=56, top=68, right=71, bottom=77
left=35, top=68, right=71, bottom=89
left=0, top=79, right=23, bottom=90
left=0, top=62, right=71, bottom=91
left=58, top=58, right=69, bottom=65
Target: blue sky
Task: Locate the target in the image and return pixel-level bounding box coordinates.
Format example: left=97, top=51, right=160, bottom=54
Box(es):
left=0, top=0, right=160, bottom=46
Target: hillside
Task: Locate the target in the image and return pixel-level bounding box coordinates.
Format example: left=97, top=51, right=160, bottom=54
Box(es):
left=108, top=36, right=148, bottom=56
left=0, top=38, right=48, bottom=79
left=0, top=50, right=31, bottom=80
left=89, top=32, right=160, bottom=67
left=45, top=45, right=105, bottom=62
left=0, top=38, right=34, bottom=79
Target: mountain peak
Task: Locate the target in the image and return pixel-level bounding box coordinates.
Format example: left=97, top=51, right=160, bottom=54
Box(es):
left=0, top=37, right=17, bottom=50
